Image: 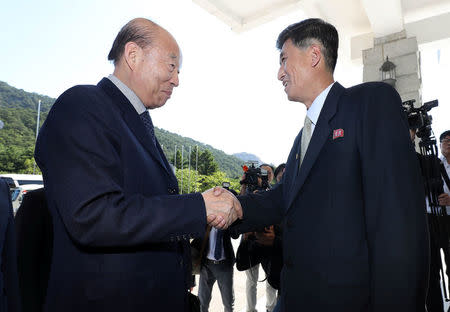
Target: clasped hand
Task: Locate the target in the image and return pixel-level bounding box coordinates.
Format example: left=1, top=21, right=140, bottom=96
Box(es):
left=202, top=187, right=243, bottom=229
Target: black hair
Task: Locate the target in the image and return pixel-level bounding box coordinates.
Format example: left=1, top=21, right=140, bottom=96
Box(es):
left=259, top=164, right=274, bottom=174
left=276, top=18, right=338, bottom=73
left=440, top=130, right=450, bottom=142
left=108, top=19, right=156, bottom=65
left=274, top=163, right=286, bottom=178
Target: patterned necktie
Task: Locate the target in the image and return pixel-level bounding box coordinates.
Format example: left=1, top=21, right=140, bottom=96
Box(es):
left=214, top=230, right=223, bottom=260
left=140, top=111, right=156, bottom=146
left=299, top=115, right=312, bottom=170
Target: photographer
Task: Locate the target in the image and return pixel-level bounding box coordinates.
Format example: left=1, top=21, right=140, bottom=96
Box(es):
left=239, top=164, right=278, bottom=312
left=424, top=130, right=450, bottom=312
left=406, top=98, right=450, bottom=312
left=439, top=131, right=450, bottom=207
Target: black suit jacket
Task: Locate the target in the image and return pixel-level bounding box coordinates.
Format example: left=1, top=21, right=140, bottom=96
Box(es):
left=231, top=82, right=429, bottom=312
left=193, top=229, right=235, bottom=265
left=15, top=188, right=52, bottom=312
left=0, top=180, right=21, bottom=312
left=34, top=78, right=207, bottom=311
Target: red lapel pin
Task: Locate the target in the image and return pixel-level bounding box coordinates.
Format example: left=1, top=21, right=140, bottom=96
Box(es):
left=333, top=129, right=344, bottom=140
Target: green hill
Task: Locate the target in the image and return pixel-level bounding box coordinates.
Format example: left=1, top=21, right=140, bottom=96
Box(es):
left=0, top=81, right=54, bottom=113
left=0, top=81, right=244, bottom=177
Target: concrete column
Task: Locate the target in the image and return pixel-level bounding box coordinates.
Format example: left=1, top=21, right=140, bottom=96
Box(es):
left=362, top=30, right=422, bottom=107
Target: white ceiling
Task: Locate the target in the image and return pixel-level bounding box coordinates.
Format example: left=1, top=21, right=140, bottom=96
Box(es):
left=193, top=0, right=450, bottom=61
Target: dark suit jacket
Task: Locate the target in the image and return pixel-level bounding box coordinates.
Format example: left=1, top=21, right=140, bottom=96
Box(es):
left=231, top=82, right=429, bottom=312
left=0, top=180, right=21, bottom=312
left=15, top=188, right=52, bottom=312
left=34, top=78, right=207, bottom=312
left=192, top=229, right=235, bottom=266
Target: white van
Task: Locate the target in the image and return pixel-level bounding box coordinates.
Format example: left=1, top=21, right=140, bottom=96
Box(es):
left=0, top=174, right=43, bottom=214
left=0, top=174, right=43, bottom=187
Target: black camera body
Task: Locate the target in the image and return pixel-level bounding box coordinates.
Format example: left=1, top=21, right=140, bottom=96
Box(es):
left=403, top=99, right=438, bottom=140
left=240, top=162, right=269, bottom=193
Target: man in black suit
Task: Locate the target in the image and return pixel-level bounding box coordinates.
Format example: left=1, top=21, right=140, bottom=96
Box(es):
left=0, top=179, right=21, bottom=312
left=196, top=226, right=235, bottom=312
left=227, top=18, right=429, bottom=311
left=15, top=188, right=52, bottom=312
left=34, top=18, right=241, bottom=312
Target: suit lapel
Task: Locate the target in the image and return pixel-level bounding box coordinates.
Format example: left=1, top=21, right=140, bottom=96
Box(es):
left=98, top=78, right=174, bottom=179
left=155, top=138, right=178, bottom=183
left=285, top=130, right=302, bottom=185
left=286, top=82, right=345, bottom=210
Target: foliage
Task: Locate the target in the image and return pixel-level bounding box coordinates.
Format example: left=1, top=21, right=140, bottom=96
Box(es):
left=0, top=81, right=54, bottom=113
left=0, top=106, right=45, bottom=173
left=175, top=168, right=240, bottom=194
left=197, top=149, right=218, bottom=175
left=156, top=128, right=244, bottom=178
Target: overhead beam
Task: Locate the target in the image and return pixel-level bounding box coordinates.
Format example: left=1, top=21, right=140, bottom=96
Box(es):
left=351, top=12, right=450, bottom=61
left=361, top=0, right=404, bottom=37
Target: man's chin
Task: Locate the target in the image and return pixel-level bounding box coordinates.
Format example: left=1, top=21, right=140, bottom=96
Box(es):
left=286, top=93, right=297, bottom=102
left=146, top=99, right=168, bottom=109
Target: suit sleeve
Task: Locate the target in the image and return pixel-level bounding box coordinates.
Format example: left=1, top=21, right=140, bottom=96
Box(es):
left=357, top=84, right=429, bottom=310
left=230, top=182, right=284, bottom=236
left=35, top=89, right=206, bottom=248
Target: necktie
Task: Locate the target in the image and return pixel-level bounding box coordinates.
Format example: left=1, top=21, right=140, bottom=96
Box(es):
left=140, top=111, right=156, bottom=146
left=299, top=115, right=312, bottom=169
left=214, top=230, right=223, bottom=260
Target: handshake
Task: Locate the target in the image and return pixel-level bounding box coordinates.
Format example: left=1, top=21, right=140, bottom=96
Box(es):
left=202, top=187, right=243, bottom=229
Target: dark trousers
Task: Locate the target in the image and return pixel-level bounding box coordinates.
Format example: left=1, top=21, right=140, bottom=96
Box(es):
left=198, top=259, right=234, bottom=312
left=427, top=215, right=450, bottom=312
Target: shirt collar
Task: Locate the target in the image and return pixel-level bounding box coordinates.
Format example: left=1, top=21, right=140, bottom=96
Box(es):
left=306, top=82, right=334, bottom=125
left=441, top=156, right=450, bottom=168
left=107, top=74, right=147, bottom=115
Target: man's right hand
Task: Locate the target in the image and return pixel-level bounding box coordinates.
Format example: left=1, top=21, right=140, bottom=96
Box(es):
left=439, top=193, right=450, bottom=206
left=202, top=187, right=242, bottom=229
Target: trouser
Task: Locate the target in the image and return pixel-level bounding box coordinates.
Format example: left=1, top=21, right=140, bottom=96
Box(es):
left=198, top=259, right=234, bottom=312
left=426, top=215, right=450, bottom=312
left=245, top=264, right=277, bottom=312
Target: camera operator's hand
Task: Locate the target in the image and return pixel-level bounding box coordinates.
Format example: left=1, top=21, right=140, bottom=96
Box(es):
left=255, top=226, right=275, bottom=246
left=202, top=186, right=243, bottom=229
left=438, top=193, right=450, bottom=206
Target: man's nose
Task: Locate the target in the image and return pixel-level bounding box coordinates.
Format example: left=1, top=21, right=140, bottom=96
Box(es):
left=170, top=71, right=179, bottom=87
left=277, top=66, right=285, bottom=81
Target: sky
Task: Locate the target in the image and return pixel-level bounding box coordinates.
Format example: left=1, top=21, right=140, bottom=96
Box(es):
left=0, top=0, right=449, bottom=165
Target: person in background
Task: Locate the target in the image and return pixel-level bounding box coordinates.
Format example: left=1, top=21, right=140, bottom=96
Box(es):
left=15, top=188, right=52, bottom=312
left=0, top=179, right=21, bottom=312
left=274, top=164, right=285, bottom=184
left=240, top=164, right=277, bottom=312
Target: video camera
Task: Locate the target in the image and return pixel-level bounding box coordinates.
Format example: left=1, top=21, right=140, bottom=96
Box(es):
left=403, top=99, right=438, bottom=140
left=240, top=162, right=269, bottom=194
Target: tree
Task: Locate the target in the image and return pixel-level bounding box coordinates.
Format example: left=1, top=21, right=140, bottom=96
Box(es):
left=197, top=149, right=218, bottom=175
left=175, top=168, right=201, bottom=194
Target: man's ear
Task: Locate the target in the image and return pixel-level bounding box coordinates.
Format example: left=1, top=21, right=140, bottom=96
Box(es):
left=123, top=42, right=140, bottom=71
left=310, top=45, right=321, bottom=68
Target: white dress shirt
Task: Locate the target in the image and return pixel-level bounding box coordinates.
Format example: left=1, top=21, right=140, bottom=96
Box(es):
left=206, top=227, right=226, bottom=261
left=306, top=82, right=334, bottom=135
